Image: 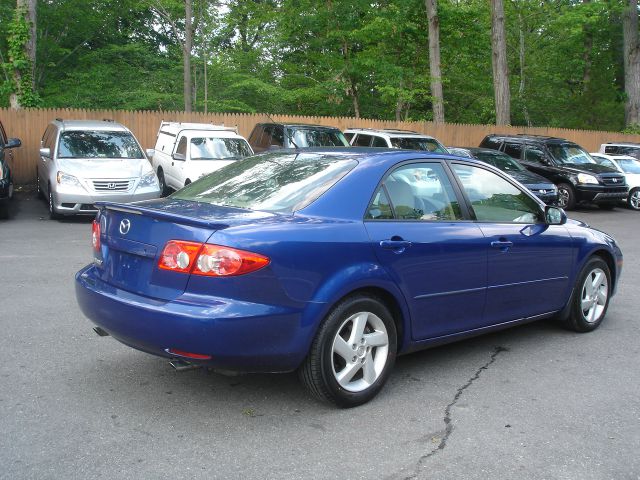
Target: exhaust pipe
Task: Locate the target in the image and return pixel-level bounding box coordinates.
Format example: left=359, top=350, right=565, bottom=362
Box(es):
left=169, top=358, right=202, bottom=372
left=93, top=327, right=110, bottom=337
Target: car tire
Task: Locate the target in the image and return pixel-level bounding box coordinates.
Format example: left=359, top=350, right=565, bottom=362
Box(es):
left=299, top=294, right=397, bottom=407
left=48, top=187, right=61, bottom=220
left=0, top=202, right=8, bottom=220
left=628, top=187, right=640, bottom=211
left=562, top=257, right=611, bottom=333
left=157, top=168, right=169, bottom=196
left=36, top=169, right=44, bottom=199
left=556, top=183, right=576, bottom=210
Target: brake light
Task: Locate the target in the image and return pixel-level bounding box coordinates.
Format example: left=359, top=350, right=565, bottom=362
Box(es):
left=92, top=220, right=101, bottom=252
left=158, top=241, right=269, bottom=276
left=165, top=348, right=212, bottom=360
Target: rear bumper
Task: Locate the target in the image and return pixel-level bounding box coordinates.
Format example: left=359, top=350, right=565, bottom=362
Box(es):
left=75, top=264, right=309, bottom=372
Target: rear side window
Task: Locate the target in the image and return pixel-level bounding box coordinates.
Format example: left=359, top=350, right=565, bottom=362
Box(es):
left=603, top=145, right=620, bottom=154
left=480, top=136, right=501, bottom=150
left=248, top=125, right=264, bottom=146
left=503, top=142, right=523, bottom=159
left=175, top=136, right=188, bottom=156
left=172, top=152, right=357, bottom=214
left=371, top=136, right=388, bottom=147
left=366, top=163, right=462, bottom=221
left=290, top=128, right=350, bottom=147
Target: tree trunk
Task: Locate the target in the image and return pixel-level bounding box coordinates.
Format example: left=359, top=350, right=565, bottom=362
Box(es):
left=582, top=0, right=592, bottom=92
left=517, top=12, right=531, bottom=126
left=350, top=79, right=360, bottom=118
left=425, top=0, right=445, bottom=123
left=624, top=0, right=640, bottom=127
left=491, top=0, right=511, bottom=125
left=184, top=0, right=193, bottom=113
left=10, top=0, right=37, bottom=109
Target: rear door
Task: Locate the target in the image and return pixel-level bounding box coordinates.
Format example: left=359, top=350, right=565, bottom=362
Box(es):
left=364, top=161, right=488, bottom=340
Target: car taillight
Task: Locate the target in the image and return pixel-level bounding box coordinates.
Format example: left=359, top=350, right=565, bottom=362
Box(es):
left=92, top=220, right=101, bottom=252
left=158, top=241, right=269, bottom=276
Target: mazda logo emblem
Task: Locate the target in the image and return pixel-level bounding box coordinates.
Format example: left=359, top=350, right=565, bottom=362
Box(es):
left=119, top=219, right=131, bottom=235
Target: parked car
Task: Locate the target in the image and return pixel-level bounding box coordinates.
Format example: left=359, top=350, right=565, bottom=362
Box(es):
left=598, top=142, right=640, bottom=160
left=344, top=128, right=449, bottom=153
left=0, top=120, right=21, bottom=219
left=591, top=153, right=640, bottom=211
left=149, top=122, right=253, bottom=195
left=37, top=119, right=160, bottom=219
left=448, top=147, right=558, bottom=204
left=479, top=134, right=627, bottom=210
left=76, top=148, right=622, bottom=407
left=248, top=123, right=349, bottom=153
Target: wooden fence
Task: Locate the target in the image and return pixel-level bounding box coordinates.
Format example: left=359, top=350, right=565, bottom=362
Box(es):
left=2, top=107, right=640, bottom=184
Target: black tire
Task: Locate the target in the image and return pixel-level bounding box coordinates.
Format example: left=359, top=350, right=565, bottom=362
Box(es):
left=562, top=257, right=611, bottom=333
left=48, top=187, right=61, bottom=220
left=36, top=169, right=44, bottom=199
left=598, top=203, right=615, bottom=210
left=157, top=168, right=169, bottom=196
left=0, top=202, right=8, bottom=220
left=628, top=187, right=640, bottom=211
left=299, top=294, right=397, bottom=408
left=556, top=183, right=576, bottom=210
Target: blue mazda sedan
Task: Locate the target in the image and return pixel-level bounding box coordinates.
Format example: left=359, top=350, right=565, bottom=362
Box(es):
left=75, top=149, right=623, bottom=407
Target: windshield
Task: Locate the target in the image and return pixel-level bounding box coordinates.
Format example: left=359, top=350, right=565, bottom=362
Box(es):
left=171, top=152, right=358, bottom=213
left=390, top=137, right=448, bottom=153
left=618, top=158, right=640, bottom=174
left=190, top=137, right=252, bottom=160
left=548, top=143, right=596, bottom=165
left=58, top=131, right=144, bottom=159
left=289, top=128, right=350, bottom=148
left=474, top=151, right=526, bottom=172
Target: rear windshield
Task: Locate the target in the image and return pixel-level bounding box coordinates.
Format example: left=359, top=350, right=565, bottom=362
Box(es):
left=289, top=128, right=350, bottom=148
left=474, top=151, right=526, bottom=172
left=190, top=137, right=252, bottom=160
left=58, top=131, right=144, bottom=159
left=547, top=143, right=595, bottom=165
left=390, top=137, right=448, bottom=153
left=172, top=152, right=358, bottom=213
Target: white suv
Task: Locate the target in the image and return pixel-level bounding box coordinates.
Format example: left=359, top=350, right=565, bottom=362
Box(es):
left=149, top=122, right=253, bottom=195
left=599, top=142, right=640, bottom=160
left=344, top=128, right=449, bottom=153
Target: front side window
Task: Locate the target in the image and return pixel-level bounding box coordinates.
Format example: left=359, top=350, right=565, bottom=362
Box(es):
left=175, top=136, right=187, bottom=156
left=474, top=151, right=526, bottom=173
left=366, top=163, right=462, bottom=221
left=190, top=137, right=252, bottom=160
left=57, top=131, right=144, bottom=159
left=452, top=164, right=542, bottom=223
left=524, top=145, right=546, bottom=163
left=172, top=152, right=357, bottom=214
left=389, top=137, right=447, bottom=153
left=503, top=142, right=523, bottom=159
left=354, top=134, right=373, bottom=147
left=371, top=136, right=388, bottom=147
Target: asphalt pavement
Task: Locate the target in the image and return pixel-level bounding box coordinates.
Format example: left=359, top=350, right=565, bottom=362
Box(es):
left=1, top=190, right=639, bottom=480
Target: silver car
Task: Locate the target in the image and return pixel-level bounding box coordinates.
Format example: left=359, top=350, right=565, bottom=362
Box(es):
left=37, top=119, right=160, bottom=219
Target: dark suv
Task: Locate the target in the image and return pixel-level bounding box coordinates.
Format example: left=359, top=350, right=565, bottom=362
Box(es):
left=248, top=123, right=350, bottom=153
left=479, top=134, right=627, bottom=210
left=0, top=120, right=22, bottom=219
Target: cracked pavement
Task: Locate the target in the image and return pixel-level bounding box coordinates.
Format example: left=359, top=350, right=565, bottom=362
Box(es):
left=1, top=192, right=639, bottom=480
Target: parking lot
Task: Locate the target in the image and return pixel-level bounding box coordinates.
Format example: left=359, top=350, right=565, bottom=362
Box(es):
left=1, top=190, right=639, bottom=480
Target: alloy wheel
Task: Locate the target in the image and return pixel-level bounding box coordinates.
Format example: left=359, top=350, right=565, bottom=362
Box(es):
left=331, top=311, right=389, bottom=392
left=557, top=188, right=570, bottom=208
left=629, top=189, right=640, bottom=210
left=580, top=267, right=608, bottom=324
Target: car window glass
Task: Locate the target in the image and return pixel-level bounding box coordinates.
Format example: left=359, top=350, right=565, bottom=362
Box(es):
left=291, top=129, right=349, bottom=147
left=367, top=163, right=462, bottom=221
left=249, top=126, right=263, bottom=145
left=614, top=146, right=640, bottom=159
left=371, top=136, right=388, bottom=147
left=524, top=145, right=545, bottom=163
left=354, top=134, right=372, bottom=147
left=390, top=137, right=447, bottom=153
left=0, top=122, right=6, bottom=145
left=270, top=127, right=284, bottom=147
left=176, top=136, right=187, bottom=156
left=344, top=132, right=354, bottom=142
left=57, top=131, right=144, bottom=159
left=452, top=163, right=542, bottom=223
left=503, top=142, right=523, bottom=159
left=365, top=187, right=393, bottom=219
left=603, top=146, right=619, bottom=154
left=617, top=158, right=640, bottom=173
left=190, top=137, right=252, bottom=160
left=481, top=137, right=501, bottom=150
left=548, top=143, right=595, bottom=165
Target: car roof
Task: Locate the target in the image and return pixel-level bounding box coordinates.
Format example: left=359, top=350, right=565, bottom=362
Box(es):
left=485, top=133, right=573, bottom=144
left=449, top=146, right=507, bottom=156
left=52, top=119, right=129, bottom=132
left=344, top=128, right=436, bottom=139
left=158, top=121, right=239, bottom=137
left=257, top=122, right=341, bottom=130
left=602, top=142, right=640, bottom=147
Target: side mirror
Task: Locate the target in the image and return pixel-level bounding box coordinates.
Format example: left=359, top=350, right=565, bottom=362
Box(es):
left=146, top=148, right=155, bottom=159
left=172, top=152, right=186, bottom=161
left=6, top=138, right=21, bottom=149
left=545, top=206, right=567, bottom=225
left=39, top=147, right=51, bottom=158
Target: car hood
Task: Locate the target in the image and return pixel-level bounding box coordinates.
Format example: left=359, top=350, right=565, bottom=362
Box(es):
left=508, top=169, right=555, bottom=187
left=560, top=163, right=618, bottom=175
left=57, top=157, right=153, bottom=179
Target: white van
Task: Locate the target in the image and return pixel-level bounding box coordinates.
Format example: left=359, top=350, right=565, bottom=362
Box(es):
left=148, top=122, right=254, bottom=194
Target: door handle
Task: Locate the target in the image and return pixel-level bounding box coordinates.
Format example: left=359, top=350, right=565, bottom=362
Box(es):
left=491, top=239, right=513, bottom=251
left=380, top=239, right=412, bottom=253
